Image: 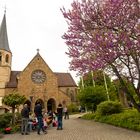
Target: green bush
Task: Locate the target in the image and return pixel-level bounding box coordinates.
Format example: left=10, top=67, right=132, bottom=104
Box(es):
left=68, top=103, right=79, bottom=114
left=11, top=125, right=20, bottom=133
left=82, top=113, right=96, bottom=120
left=15, top=112, right=22, bottom=124
left=95, top=109, right=140, bottom=131
left=0, top=113, right=12, bottom=128
left=77, top=86, right=107, bottom=111
left=96, top=101, right=123, bottom=115
left=0, top=128, right=4, bottom=133
left=82, top=109, right=140, bottom=132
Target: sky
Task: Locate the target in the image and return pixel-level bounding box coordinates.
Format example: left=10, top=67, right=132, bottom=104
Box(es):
left=0, top=0, right=80, bottom=83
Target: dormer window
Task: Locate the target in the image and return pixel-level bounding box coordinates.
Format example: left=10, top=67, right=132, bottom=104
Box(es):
left=5, top=54, right=9, bottom=63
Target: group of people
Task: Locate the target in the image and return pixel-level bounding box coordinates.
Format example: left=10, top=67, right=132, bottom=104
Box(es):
left=21, top=102, right=69, bottom=135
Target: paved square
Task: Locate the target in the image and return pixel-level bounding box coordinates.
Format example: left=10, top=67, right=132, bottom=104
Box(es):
left=1, top=114, right=140, bottom=140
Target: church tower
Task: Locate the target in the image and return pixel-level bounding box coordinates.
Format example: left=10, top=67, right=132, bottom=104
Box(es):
left=0, top=13, right=12, bottom=90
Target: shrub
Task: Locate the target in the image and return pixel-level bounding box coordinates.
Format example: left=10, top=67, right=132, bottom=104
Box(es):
left=4, top=127, right=12, bottom=134
left=95, top=109, right=140, bottom=131
left=11, top=125, right=20, bottom=133
left=68, top=103, right=79, bottom=114
left=77, top=86, right=107, bottom=112
left=96, top=101, right=123, bottom=115
left=82, top=113, right=96, bottom=120
left=82, top=109, right=140, bottom=132
left=15, top=112, right=22, bottom=124
left=0, top=113, right=12, bottom=128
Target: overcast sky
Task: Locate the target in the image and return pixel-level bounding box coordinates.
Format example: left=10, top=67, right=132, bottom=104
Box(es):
left=0, top=0, right=79, bottom=83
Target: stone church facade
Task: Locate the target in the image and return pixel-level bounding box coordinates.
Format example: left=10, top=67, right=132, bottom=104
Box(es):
left=0, top=14, right=77, bottom=112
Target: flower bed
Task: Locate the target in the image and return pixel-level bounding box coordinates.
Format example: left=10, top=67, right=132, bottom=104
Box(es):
left=4, top=127, right=12, bottom=134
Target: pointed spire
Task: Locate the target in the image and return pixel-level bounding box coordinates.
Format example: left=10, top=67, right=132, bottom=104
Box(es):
left=0, top=13, right=11, bottom=52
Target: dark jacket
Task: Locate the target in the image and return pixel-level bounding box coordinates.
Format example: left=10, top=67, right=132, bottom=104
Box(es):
left=57, top=107, right=63, bottom=117
left=34, top=104, right=43, bottom=117
left=21, top=107, right=29, bottom=118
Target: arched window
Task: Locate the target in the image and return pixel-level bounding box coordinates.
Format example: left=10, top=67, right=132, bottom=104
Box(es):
left=0, top=52, right=2, bottom=62
left=66, top=88, right=70, bottom=95
left=70, top=90, right=75, bottom=102
left=5, top=54, right=9, bottom=63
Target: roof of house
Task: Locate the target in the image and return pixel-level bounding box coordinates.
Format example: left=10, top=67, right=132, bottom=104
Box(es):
left=5, top=71, right=20, bottom=88
left=5, top=71, right=77, bottom=88
left=55, top=72, right=77, bottom=87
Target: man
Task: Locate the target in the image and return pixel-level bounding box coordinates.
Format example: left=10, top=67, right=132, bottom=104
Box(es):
left=57, top=103, right=63, bottom=130
left=34, top=102, right=47, bottom=135
left=21, top=104, right=30, bottom=135
left=63, top=106, right=69, bottom=119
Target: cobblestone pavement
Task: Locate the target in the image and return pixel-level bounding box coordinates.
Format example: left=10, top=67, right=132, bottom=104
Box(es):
left=1, top=114, right=140, bottom=140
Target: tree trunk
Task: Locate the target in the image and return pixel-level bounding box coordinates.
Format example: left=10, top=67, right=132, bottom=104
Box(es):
left=12, top=107, right=15, bottom=125
left=119, top=91, right=129, bottom=108
left=111, top=64, right=140, bottom=112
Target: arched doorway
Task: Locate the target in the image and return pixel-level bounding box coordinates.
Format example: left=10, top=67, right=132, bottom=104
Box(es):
left=47, top=98, right=56, bottom=112
left=35, top=99, right=44, bottom=108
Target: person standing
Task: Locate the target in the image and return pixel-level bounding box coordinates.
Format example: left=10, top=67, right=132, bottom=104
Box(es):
left=56, top=103, right=63, bottom=130
left=34, top=102, right=47, bottom=135
left=63, top=106, right=69, bottom=119
left=21, top=104, right=30, bottom=135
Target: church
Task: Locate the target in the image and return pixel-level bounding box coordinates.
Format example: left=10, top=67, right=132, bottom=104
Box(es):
left=0, top=13, right=77, bottom=113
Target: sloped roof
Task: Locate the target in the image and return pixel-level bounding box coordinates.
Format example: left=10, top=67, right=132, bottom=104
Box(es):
left=0, top=14, right=11, bottom=52
left=5, top=71, right=20, bottom=88
left=5, top=71, right=77, bottom=88
left=55, top=72, right=77, bottom=87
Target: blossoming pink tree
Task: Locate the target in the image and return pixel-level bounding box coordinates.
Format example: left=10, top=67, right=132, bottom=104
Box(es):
left=61, top=0, right=140, bottom=111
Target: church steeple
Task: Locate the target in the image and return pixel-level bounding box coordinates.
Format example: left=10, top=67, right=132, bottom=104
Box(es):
left=0, top=13, right=11, bottom=52
left=0, top=12, right=12, bottom=87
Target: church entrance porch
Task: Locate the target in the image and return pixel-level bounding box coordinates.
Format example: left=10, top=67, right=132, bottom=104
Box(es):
left=47, top=98, right=56, bottom=112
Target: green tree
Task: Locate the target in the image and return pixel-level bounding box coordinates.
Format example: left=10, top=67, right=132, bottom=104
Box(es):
left=78, top=70, right=111, bottom=87
left=77, top=86, right=107, bottom=112
left=78, top=71, right=118, bottom=101
left=2, top=92, right=26, bottom=125
left=61, top=0, right=140, bottom=112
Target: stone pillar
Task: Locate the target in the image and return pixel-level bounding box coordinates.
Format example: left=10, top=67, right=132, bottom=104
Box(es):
left=43, top=88, right=47, bottom=112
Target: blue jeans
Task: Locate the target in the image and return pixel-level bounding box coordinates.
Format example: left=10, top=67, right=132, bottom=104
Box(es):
left=21, top=118, right=29, bottom=134
left=37, top=116, right=45, bottom=134
left=57, top=116, right=63, bottom=129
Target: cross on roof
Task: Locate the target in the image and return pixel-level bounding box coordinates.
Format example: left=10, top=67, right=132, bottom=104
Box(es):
left=37, top=48, right=40, bottom=53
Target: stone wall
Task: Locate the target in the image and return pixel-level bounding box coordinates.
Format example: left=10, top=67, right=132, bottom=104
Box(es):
left=0, top=50, right=12, bottom=84
left=17, top=54, right=59, bottom=109
left=59, top=87, right=77, bottom=102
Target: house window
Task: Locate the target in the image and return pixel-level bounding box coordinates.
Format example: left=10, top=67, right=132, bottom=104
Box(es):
left=70, top=90, right=75, bottom=102
left=66, top=88, right=70, bottom=95
left=5, top=54, right=9, bottom=63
